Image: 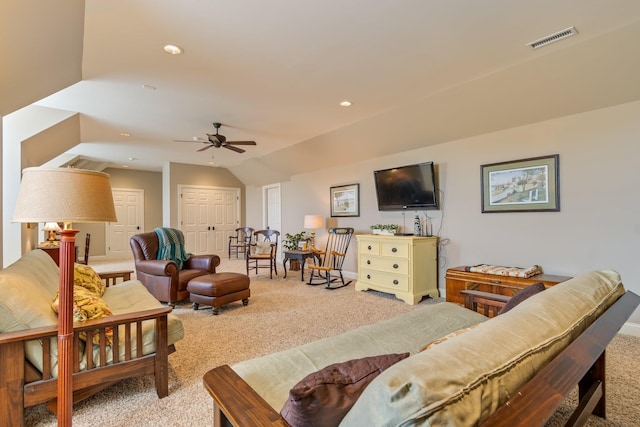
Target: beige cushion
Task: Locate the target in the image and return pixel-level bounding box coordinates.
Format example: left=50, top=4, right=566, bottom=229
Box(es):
left=420, top=324, right=479, bottom=352
left=254, top=241, right=272, bottom=255
left=232, top=302, right=488, bottom=411
left=0, top=249, right=60, bottom=333
left=339, top=270, right=625, bottom=426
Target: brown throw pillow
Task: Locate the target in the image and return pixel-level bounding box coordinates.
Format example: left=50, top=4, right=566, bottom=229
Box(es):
left=280, top=353, right=410, bottom=427
left=498, top=282, right=546, bottom=315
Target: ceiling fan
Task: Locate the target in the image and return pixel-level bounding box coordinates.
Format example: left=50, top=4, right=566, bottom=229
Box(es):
left=174, top=122, right=257, bottom=153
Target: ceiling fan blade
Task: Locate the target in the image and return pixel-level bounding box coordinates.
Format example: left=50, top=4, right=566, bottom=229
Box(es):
left=224, top=145, right=245, bottom=153
left=227, top=141, right=257, bottom=146
left=173, top=139, right=206, bottom=143
left=197, top=144, right=213, bottom=152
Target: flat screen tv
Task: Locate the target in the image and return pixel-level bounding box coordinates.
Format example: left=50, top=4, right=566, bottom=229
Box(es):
left=373, top=162, right=438, bottom=210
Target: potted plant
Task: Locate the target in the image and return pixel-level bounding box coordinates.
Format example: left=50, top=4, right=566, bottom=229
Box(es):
left=283, top=231, right=310, bottom=270
left=369, top=224, right=398, bottom=235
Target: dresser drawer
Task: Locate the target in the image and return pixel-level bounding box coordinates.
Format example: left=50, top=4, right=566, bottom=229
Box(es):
left=360, top=255, right=409, bottom=275
left=359, top=268, right=409, bottom=292
left=380, top=241, right=409, bottom=258
left=359, top=240, right=380, bottom=256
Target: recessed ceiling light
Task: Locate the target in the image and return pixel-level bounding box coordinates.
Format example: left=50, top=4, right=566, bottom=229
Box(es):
left=163, top=44, right=183, bottom=55
left=122, top=164, right=129, bottom=168
left=340, top=100, right=352, bottom=107
left=120, top=133, right=130, bottom=137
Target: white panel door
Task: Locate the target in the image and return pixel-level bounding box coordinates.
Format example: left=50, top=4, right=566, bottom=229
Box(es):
left=210, top=188, right=240, bottom=253
left=181, top=188, right=213, bottom=254
left=180, top=186, right=240, bottom=257
left=107, top=189, right=144, bottom=259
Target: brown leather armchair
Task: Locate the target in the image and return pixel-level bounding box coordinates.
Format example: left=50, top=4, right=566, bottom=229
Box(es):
left=130, top=231, right=220, bottom=306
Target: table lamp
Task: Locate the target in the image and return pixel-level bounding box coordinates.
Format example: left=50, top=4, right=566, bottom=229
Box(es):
left=43, top=222, right=62, bottom=244
left=303, top=214, right=323, bottom=248
left=12, top=167, right=117, bottom=427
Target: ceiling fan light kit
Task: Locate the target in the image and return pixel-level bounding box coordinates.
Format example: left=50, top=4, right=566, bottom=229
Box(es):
left=174, top=122, right=257, bottom=154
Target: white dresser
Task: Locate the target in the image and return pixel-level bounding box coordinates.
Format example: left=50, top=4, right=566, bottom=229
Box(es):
left=355, top=234, right=438, bottom=305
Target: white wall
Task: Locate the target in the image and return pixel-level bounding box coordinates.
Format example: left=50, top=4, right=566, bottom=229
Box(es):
left=255, top=100, right=640, bottom=322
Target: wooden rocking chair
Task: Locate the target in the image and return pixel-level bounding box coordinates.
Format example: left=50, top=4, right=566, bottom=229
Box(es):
left=307, top=227, right=354, bottom=289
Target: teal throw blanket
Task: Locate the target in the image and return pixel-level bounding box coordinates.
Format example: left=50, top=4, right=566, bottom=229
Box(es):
left=154, top=227, right=190, bottom=270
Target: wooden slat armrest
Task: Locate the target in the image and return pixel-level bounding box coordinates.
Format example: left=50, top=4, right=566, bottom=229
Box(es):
left=460, top=289, right=511, bottom=303
left=0, top=324, right=59, bottom=344
left=99, top=270, right=133, bottom=286
left=482, top=290, right=640, bottom=426
left=73, top=306, right=172, bottom=331
left=461, top=289, right=510, bottom=317
left=0, top=307, right=172, bottom=345
left=203, top=365, right=289, bottom=427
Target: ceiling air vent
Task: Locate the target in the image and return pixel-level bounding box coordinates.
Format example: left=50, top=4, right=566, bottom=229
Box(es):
left=527, top=26, right=578, bottom=49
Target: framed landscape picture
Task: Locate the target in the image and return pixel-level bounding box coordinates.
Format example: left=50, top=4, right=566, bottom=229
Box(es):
left=481, top=154, right=559, bottom=213
left=330, top=184, right=360, bottom=217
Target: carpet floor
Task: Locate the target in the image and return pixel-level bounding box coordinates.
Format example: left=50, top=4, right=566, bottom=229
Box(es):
left=23, top=258, right=640, bottom=426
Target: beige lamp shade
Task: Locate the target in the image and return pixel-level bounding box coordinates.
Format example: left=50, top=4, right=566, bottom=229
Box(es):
left=303, top=215, right=323, bottom=230
left=43, top=222, right=62, bottom=231
left=12, top=167, right=117, bottom=223
left=43, top=222, right=62, bottom=242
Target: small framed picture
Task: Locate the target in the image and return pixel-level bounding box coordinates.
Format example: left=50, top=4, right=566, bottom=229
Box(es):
left=298, top=241, right=308, bottom=250
left=481, top=154, right=560, bottom=213
left=330, top=184, right=360, bottom=217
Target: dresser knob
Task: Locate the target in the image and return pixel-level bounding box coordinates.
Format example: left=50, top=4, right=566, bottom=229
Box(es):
left=367, top=260, right=371, bottom=265
left=367, top=274, right=371, bottom=279
left=368, top=245, right=372, bottom=250
left=391, top=247, right=397, bottom=253
left=393, top=279, right=399, bottom=285
left=393, top=264, right=398, bottom=269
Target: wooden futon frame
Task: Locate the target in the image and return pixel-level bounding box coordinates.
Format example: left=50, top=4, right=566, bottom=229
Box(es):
left=0, top=272, right=175, bottom=427
left=203, top=290, right=640, bottom=427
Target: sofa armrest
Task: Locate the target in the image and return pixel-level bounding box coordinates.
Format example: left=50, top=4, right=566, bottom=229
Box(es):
left=460, top=289, right=510, bottom=317
left=99, top=270, right=133, bottom=287
left=135, top=259, right=178, bottom=276
left=0, top=307, right=172, bottom=346
left=482, top=290, right=640, bottom=426
left=203, top=365, right=289, bottom=427
left=185, top=254, right=220, bottom=272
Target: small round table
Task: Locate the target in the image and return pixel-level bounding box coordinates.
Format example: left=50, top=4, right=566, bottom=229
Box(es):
left=283, top=250, right=318, bottom=281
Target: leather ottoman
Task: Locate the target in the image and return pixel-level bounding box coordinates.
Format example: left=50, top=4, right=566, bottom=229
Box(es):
left=187, top=272, right=250, bottom=315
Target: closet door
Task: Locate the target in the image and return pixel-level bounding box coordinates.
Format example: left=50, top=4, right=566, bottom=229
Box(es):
left=180, top=186, right=240, bottom=257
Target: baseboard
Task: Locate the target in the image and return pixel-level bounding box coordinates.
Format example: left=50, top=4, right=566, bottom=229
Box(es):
left=619, top=321, right=640, bottom=337
left=343, top=270, right=357, bottom=280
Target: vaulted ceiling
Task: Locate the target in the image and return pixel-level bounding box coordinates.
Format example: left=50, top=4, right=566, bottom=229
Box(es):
left=12, top=1, right=640, bottom=184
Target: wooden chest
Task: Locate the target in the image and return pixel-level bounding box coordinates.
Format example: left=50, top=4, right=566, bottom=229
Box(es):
left=445, top=266, right=572, bottom=306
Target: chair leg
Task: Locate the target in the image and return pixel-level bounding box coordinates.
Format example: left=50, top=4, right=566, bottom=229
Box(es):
left=324, top=272, right=352, bottom=290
